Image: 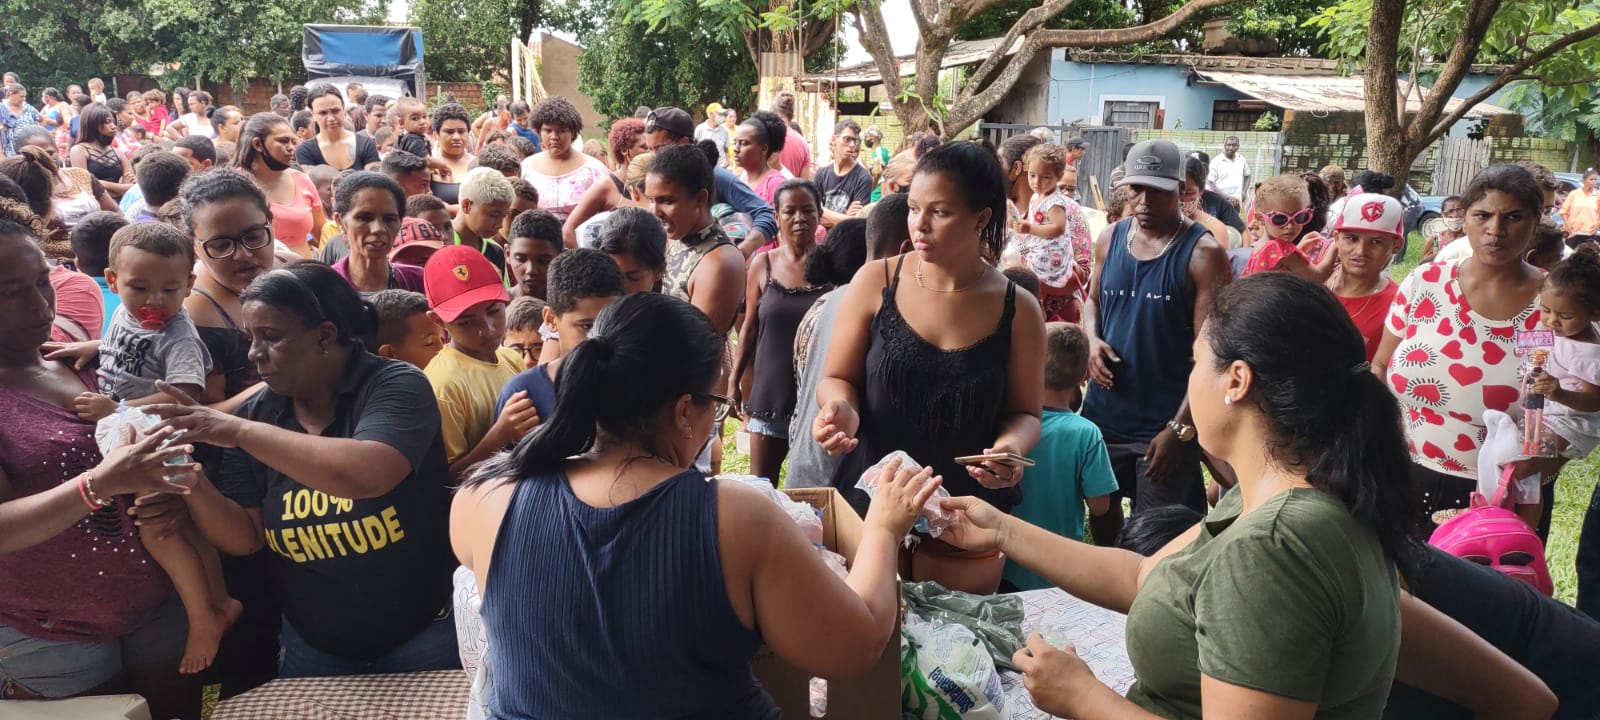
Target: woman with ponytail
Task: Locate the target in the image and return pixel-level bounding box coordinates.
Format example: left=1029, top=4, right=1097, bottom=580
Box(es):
left=937, top=272, right=1423, bottom=719
left=144, top=262, right=459, bottom=677
left=453, top=292, right=942, bottom=718
left=236, top=112, right=324, bottom=258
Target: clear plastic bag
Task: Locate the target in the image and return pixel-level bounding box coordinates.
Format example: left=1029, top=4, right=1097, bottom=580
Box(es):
left=854, top=451, right=953, bottom=538
left=93, top=402, right=193, bottom=489
left=718, top=474, right=825, bottom=546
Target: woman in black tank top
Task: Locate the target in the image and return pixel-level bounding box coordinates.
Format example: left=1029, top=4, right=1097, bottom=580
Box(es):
left=728, top=180, right=831, bottom=481
left=68, top=103, right=134, bottom=198
left=812, top=142, right=1046, bottom=519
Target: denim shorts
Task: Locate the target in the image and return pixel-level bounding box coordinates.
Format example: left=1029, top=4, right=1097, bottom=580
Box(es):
left=0, top=592, right=185, bottom=698
left=747, top=415, right=791, bottom=440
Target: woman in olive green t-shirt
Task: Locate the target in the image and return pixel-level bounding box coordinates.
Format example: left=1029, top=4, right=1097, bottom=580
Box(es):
left=942, top=272, right=1420, bottom=719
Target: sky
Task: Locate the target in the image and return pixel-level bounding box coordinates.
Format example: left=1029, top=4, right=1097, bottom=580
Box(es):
left=386, top=0, right=921, bottom=66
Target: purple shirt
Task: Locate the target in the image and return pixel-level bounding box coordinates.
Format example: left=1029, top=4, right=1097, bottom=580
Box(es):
left=0, top=365, right=169, bottom=642
left=332, top=257, right=426, bottom=295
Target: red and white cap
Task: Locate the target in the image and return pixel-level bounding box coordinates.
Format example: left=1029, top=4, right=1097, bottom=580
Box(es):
left=1333, top=194, right=1404, bottom=239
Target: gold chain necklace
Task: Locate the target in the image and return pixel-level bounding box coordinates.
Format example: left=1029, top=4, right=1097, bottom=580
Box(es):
left=914, top=258, right=985, bottom=293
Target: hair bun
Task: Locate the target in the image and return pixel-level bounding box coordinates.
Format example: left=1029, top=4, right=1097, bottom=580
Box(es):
left=1571, top=244, right=1600, bottom=267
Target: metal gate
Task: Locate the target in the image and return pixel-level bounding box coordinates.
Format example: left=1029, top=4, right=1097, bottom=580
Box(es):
left=974, top=122, right=1131, bottom=211
left=1433, top=137, right=1489, bottom=197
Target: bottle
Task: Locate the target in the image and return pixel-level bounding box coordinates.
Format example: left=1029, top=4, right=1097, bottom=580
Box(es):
left=1522, top=348, right=1548, bottom=456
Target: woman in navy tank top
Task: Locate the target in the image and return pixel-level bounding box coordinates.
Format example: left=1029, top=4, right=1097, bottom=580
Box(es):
left=451, top=292, right=943, bottom=719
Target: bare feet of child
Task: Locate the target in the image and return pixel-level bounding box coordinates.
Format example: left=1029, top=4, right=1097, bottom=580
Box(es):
left=180, top=598, right=243, bottom=674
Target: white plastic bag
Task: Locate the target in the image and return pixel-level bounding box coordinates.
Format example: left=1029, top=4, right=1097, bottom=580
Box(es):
left=900, top=614, right=1006, bottom=720
left=717, top=474, right=825, bottom=546
left=854, top=451, right=953, bottom=538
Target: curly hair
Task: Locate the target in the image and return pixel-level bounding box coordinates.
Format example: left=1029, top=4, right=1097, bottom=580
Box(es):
left=1022, top=143, right=1067, bottom=176
left=528, top=96, right=583, bottom=135
left=607, top=118, right=646, bottom=168
left=743, top=110, right=788, bottom=158
left=1546, top=245, right=1600, bottom=314
left=431, top=102, right=472, bottom=134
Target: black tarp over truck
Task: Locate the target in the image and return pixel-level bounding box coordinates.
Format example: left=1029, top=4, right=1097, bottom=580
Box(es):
left=302, top=24, right=426, bottom=101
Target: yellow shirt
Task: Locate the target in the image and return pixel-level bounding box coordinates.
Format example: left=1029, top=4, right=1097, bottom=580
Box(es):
left=320, top=219, right=341, bottom=246
left=424, top=345, right=525, bottom=462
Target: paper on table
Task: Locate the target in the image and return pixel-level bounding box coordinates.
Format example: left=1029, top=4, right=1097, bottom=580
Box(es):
left=999, top=589, right=1135, bottom=720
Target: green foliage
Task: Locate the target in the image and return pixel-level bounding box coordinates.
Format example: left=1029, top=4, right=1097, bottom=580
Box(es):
left=1252, top=111, right=1280, bottom=131
left=576, top=0, right=756, bottom=119
left=0, top=0, right=381, bottom=87
left=1223, top=0, right=1327, bottom=55
left=1306, top=0, right=1600, bottom=143
left=409, top=0, right=516, bottom=81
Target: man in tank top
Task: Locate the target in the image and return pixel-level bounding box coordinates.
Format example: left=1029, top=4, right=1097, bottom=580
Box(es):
left=1079, top=140, right=1232, bottom=542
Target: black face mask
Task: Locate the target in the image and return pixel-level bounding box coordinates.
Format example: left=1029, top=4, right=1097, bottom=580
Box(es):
left=255, top=140, right=291, bottom=171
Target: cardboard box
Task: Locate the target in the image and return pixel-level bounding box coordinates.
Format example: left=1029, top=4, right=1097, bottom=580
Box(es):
left=750, top=488, right=902, bottom=720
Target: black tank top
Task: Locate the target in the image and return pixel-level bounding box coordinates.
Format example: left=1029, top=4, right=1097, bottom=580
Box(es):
left=744, top=253, right=829, bottom=421
left=84, top=145, right=122, bottom=184
left=830, top=255, right=1018, bottom=513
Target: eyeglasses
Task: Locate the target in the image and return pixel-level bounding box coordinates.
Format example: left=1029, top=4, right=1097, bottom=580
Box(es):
left=696, top=391, right=734, bottom=422
left=200, top=223, right=274, bottom=259
left=835, top=136, right=861, bottom=147
left=1253, top=208, right=1315, bottom=227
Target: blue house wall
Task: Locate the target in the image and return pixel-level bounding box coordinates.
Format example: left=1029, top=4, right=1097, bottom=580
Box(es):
left=1045, top=53, right=1250, bottom=129
left=1045, top=50, right=1522, bottom=134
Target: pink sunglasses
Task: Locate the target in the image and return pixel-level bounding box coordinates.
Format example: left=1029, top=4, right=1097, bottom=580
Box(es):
left=1251, top=208, right=1315, bottom=227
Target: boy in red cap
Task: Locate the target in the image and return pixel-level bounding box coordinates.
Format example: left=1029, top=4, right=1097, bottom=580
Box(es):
left=423, top=245, right=539, bottom=479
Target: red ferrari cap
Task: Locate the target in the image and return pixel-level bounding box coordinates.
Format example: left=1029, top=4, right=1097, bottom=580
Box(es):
left=424, top=244, right=509, bottom=322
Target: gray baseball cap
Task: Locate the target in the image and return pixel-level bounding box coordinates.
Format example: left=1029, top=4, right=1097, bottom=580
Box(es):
left=1118, top=140, right=1183, bottom=192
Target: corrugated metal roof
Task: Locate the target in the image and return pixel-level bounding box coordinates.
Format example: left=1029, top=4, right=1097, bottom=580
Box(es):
left=1193, top=70, right=1514, bottom=115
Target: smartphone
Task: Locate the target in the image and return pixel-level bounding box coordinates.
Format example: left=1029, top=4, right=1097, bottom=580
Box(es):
left=954, top=452, right=1036, bottom=468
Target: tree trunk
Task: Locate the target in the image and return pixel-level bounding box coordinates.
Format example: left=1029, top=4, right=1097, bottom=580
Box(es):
left=1363, top=0, right=1411, bottom=191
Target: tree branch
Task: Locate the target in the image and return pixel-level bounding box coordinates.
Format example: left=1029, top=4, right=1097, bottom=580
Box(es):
left=1420, top=17, right=1600, bottom=147
left=853, top=0, right=910, bottom=119
left=958, top=0, right=1076, bottom=104
left=1027, top=0, right=1247, bottom=48
left=1404, top=0, right=1502, bottom=149
left=942, top=0, right=1249, bottom=134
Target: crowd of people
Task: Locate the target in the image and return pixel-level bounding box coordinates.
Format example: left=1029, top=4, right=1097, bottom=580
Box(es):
left=2, top=73, right=1600, bottom=720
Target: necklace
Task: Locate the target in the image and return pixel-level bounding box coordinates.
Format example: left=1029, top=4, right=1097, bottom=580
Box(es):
left=914, top=258, right=984, bottom=293
left=1126, top=223, right=1181, bottom=260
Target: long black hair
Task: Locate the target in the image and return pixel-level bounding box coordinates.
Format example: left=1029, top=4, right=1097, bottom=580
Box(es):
left=468, top=292, right=724, bottom=487
left=914, top=141, right=1008, bottom=259
left=241, top=262, right=377, bottom=350
left=76, top=103, right=118, bottom=146
left=1204, top=272, right=1418, bottom=571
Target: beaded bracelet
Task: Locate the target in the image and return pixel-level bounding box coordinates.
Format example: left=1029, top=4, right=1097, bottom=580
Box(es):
left=78, top=472, right=110, bottom=509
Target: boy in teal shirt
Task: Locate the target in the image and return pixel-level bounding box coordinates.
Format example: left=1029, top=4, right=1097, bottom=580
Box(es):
left=1003, top=322, right=1119, bottom=592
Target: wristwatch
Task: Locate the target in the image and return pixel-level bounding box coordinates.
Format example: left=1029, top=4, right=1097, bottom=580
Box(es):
left=1166, top=420, right=1197, bottom=442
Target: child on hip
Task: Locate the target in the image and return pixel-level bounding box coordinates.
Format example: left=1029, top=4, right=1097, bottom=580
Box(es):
left=76, top=223, right=241, bottom=675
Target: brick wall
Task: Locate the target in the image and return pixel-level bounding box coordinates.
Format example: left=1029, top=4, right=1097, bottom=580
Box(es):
left=1134, top=129, right=1283, bottom=178
left=103, top=75, right=488, bottom=115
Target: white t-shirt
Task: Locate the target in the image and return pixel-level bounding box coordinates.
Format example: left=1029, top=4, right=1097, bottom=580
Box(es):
left=1208, top=153, right=1251, bottom=201
left=177, top=112, right=217, bottom=139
